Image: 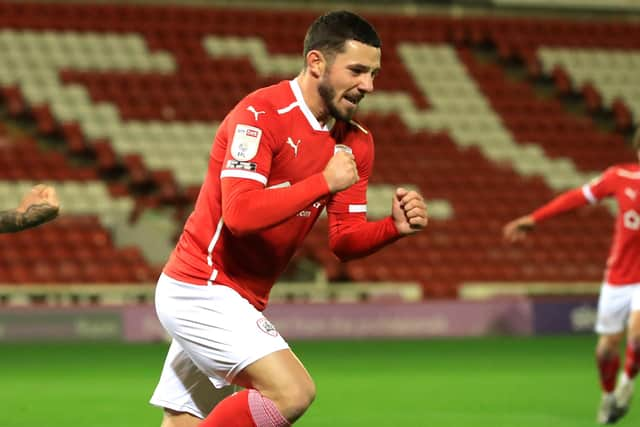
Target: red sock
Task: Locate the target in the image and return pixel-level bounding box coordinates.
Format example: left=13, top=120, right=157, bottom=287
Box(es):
left=597, top=353, right=620, bottom=393
left=199, top=390, right=255, bottom=427
left=624, top=343, right=640, bottom=379
left=199, top=389, right=290, bottom=427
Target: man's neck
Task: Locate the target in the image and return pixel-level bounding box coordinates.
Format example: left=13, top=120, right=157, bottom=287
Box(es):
left=295, top=74, right=330, bottom=127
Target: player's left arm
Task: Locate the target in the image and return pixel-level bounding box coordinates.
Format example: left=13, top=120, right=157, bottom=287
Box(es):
left=390, top=187, right=428, bottom=235
left=0, top=184, right=60, bottom=233
left=327, top=137, right=427, bottom=262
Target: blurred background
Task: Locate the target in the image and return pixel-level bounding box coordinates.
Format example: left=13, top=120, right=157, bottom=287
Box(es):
left=0, top=0, right=639, bottom=425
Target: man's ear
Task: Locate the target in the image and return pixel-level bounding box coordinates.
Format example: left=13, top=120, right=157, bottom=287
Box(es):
left=305, top=50, right=325, bottom=78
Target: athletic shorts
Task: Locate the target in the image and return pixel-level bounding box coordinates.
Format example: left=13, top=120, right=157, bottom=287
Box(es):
left=595, top=282, right=640, bottom=335
left=149, top=273, right=289, bottom=418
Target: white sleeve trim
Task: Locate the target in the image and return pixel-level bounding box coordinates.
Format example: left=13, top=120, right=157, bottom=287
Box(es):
left=348, top=204, right=367, bottom=213
left=582, top=184, right=597, bottom=205
left=220, top=169, right=267, bottom=185
left=267, top=181, right=291, bottom=189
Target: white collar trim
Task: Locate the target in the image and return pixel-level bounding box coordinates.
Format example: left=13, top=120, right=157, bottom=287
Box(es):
left=289, top=79, right=329, bottom=132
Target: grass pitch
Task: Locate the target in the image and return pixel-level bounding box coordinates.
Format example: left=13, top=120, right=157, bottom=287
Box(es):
left=1, top=336, right=637, bottom=426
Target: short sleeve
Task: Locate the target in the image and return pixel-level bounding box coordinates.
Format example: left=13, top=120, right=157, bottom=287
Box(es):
left=584, top=167, right=617, bottom=203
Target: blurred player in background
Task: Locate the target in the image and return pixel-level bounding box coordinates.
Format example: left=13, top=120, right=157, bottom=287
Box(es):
left=150, top=10, right=428, bottom=427
left=503, top=128, right=640, bottom=424
left=0, top=184, right=59, bottom=233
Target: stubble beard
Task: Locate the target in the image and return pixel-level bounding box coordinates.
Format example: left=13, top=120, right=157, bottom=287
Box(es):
left=318, top=78, right=355, bottom=122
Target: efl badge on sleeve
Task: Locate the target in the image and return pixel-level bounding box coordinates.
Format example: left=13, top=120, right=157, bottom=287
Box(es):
left=231, top=124, right=262, bottom=161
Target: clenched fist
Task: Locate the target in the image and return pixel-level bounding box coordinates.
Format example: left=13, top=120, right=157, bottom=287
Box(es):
left=323, top=151, right=359, bottom=193
left=392, top=187, right=428, bottom=235
left=17, top=184, right=60, bottom=214
left=0, top=184, right=60, bottom=233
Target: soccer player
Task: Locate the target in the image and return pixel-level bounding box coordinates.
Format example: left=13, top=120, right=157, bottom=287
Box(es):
left=0, top=184, right=59, bottom=233
left=503, top=129, right=640, bottom=424
left=149, top=10, right=428, bottom=427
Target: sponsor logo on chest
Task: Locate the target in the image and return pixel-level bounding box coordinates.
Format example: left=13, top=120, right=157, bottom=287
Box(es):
left=296, top=201, right=325, bottom=218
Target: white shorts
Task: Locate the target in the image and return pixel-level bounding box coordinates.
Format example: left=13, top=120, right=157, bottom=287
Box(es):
left=149, top=339, right=237, bottom=418
left=149, top=273, right=289, bottom=418
left=595, top=282, right=640, bottom=334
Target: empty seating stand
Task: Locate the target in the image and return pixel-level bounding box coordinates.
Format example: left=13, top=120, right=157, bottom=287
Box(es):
left=0, top=2, right=636, bottom=298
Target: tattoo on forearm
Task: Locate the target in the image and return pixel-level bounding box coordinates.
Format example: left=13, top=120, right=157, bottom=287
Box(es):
left=0, top=203, right=59, bottom=233
left=0, top=210, right=22, bottom=233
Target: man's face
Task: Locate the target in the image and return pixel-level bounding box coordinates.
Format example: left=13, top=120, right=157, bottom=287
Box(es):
left=317, top=40, right=381, bottom=122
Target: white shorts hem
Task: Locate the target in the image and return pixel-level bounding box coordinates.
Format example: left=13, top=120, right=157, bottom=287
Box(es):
left=226, top=342, right=291, bottom=385
left=149, top=397, right=206, bottom=420
left=595, top=326, right=626, bottom=335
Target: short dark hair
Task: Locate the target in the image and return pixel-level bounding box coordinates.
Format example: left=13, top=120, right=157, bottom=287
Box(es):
left=303, top=11, right=381, bottom=63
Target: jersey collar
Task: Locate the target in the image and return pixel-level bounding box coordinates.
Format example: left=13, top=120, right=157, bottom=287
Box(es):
left=289, top=79, right=331, bottom=132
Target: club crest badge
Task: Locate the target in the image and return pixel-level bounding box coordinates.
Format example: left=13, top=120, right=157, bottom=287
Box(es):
left=256, top=317, right=279, bottom=337
left=334, top=144, right=352, bottom=155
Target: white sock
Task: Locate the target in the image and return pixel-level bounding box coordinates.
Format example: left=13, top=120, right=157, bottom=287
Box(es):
left=620, top=372, right=632, bottom=385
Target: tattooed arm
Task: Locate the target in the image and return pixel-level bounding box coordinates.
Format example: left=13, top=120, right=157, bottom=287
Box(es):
left=0, top=185, right=60, bottom=233
left=0, top=204, right=60, bottom=233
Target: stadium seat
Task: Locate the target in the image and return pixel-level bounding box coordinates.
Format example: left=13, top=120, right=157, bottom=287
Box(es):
left=0, top=2, right=635, bottom=297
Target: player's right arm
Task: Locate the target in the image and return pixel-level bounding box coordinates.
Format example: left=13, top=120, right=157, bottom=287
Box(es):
left=223, top=152, right=357, bottom=236
left=502, top=214, right=535, bottom=243
left=503, top=167, right=616, bottom=243
left=323, top=151, right=359, bottom=193
left=0, top=184, right=59, bottom=233
left=220, top=101, right=357, bottom=236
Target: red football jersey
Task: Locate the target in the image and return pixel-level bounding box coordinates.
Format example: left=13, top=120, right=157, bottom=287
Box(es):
left=584, top=164, right=640, bottom=285
left=533, top=163, right=640, bottom=285
left=163, top=79, right=374, bottom=310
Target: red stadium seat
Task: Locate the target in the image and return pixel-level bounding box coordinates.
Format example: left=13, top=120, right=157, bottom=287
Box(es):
left=0, top=2, right=634, bottom=296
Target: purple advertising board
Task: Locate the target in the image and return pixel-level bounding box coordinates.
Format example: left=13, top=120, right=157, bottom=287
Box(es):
left=0, top=299, right=534, bottom=341
left=0, top=307, right=123, bottom=340
left=264, top=299, right=533, bottom=339
left=0, top=297, right=601, bottom=341
left=532, top=297, right=599, bottom=334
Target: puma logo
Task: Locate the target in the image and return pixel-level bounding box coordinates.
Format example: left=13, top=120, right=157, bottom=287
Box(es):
left=625, top=187, right=637, bottom=200
left=247, top=105, right=265, bottom=121
left=286, top=137, right=301, bottom=156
